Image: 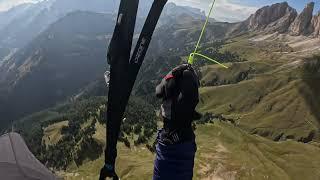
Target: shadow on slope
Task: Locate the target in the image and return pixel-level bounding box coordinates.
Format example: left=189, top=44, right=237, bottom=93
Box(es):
left=300, top=55, right=320, bottom=140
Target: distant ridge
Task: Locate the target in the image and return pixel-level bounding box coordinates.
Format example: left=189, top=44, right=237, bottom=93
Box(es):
left=232, top=2, right=320, bottom=37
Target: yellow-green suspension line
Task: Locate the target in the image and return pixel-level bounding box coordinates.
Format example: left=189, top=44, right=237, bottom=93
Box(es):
left=188, top=0, right=228, bottom=69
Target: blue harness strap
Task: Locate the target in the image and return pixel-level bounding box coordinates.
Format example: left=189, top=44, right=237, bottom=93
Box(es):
left=153, top=137, right=197, bottom=180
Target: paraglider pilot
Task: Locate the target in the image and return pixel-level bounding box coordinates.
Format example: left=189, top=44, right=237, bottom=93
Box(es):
left=153, top=64, right=201, bottom=180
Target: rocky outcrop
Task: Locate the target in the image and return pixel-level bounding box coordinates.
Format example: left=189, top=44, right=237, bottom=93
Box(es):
left=231, top=1, right=320, bottom=37
left=247, top=2, right=297, bottom=32
left=289, top=2, right=315, bottom=35
left=311, top=12, right=320, bottom=36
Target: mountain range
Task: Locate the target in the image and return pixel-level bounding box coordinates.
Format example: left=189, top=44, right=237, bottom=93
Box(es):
left=0, top=0, right=206, bottom=49
left=0, top=0, right=208, bottom=129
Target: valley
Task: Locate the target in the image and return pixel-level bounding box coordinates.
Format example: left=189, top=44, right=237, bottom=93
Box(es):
left=14, top=33, right=320, bottom=179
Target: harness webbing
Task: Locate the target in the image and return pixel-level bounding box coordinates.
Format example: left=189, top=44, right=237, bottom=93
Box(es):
left=102, top=0, right=167, bottom=179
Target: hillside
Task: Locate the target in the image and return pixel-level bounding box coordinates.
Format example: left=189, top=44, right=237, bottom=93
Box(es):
left=0, top=11, right=116, bottom=129
left=198, top=35, right=320, bottom=142
left=15, top=103, right=320, bottom=180
left=0, top=0, right=120, bottom=48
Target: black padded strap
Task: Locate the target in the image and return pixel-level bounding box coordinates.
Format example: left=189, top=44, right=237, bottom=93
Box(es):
left=105, top=0, right=168, bottom=171
left=105, top=0, right=139, bottom=167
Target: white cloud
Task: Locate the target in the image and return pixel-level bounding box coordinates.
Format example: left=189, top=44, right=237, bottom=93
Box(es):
left=170, top=0, right=258, bottom=22
left=0, top=0, right=41, bottom=12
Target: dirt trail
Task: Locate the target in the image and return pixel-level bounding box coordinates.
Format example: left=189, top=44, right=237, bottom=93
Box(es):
left=198, top=143, right=237, bottom=180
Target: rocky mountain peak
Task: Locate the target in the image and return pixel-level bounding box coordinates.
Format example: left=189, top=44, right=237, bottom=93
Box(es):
left=162, top=2, right=206, bottom=20
left=247, top=2, right=297, bottom=32
left=233, top=1, right=320, bottom=37
left=311, top=12, right=320, bottom=36
left=289, top=2, right=315, bottom=35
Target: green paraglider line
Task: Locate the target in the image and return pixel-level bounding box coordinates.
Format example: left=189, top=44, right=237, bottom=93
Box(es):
left=188, top=0, right=228, bottom=69
left=190, top=53, right=229, bottom=69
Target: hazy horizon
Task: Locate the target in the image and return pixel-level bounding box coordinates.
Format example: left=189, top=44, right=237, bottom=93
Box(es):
left=0, top=0, right=319, bottom=22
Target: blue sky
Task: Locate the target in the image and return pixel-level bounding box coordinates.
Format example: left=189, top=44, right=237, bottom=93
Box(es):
left=0, top=0, right=319, bottom=22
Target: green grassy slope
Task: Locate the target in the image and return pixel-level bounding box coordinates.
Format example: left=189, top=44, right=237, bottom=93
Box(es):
left=43, top=120, right=69, bottom=146
left=198, top=35, right=320, bottom=142
left=57, top=122, right=320, bottom=180
left=199, top=77, right=320, bottom=142
left=194, top=122, right=320, bottom=180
